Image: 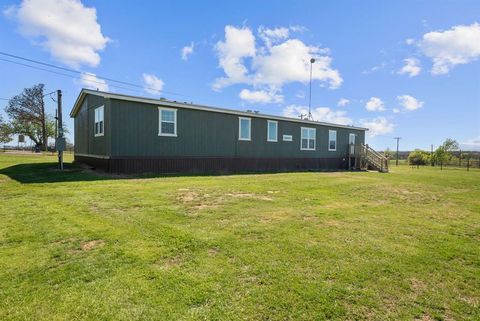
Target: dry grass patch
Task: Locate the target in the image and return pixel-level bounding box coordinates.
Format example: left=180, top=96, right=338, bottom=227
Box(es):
left=81, top=239, right=105, bottom=251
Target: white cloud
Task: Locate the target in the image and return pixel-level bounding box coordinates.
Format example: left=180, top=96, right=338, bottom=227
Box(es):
left=398, top=58, right=421, bottom=77
left=258, top=26, right=290, bottom=47
left=362, top=62, right=387, bottom=74
left=79, top=72, right=109, bottom=91
left=213, top=25, right=256, bottom=90
left=393, top=108, right=400, bottom=113
left=365, top=97, right=385, bottom=111
left=405, top=38, right=415, bottom=45
left=181, top=42, right=194, bottom=60
left=295, top=91, right=305, bottom=99
left=282, top=105, right=352, bottom=125
left=418, top=22, right=480, bottom=74
left=397, top=95, right=424, bottom=111
left=460, top=136, right=480, bottom=151
left=360, top=117, right=395, bottom=137
left=239, top=89, right=283, bottom=104
left=337, top=98, right=350, bottom=107
left=5, top=0, right=110, bottom=68
left=213, top=25, right=342, bottom=95
left=142, top=73, right=164, bottom=95
left=253, top=39, right=342, bottom=89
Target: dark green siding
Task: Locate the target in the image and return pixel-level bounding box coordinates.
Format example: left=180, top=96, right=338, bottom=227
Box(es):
left=108, top=98, right=365, bottom=158
left=73, top=95, right=108, bottom=156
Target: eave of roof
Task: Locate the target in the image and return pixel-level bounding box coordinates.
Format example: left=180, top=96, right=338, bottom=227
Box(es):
left=70, top=89, right=368, bottom=131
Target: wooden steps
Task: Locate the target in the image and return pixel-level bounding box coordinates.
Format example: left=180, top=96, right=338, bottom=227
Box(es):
left=348, top=144, right=389, bottom=173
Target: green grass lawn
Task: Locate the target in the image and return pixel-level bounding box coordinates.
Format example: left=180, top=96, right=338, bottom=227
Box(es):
left=0, top=153, right=479, bottom=320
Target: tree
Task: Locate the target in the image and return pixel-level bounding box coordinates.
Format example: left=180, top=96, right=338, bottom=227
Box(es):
left=432, top=138, right=459, bottom=170
left=443, top=138, right=459, bottom=153
left=0, top=115, right=13, bottom=144
left=5, top=84, right=54, bottom=150
left=408, top=150, right=429, bottom=168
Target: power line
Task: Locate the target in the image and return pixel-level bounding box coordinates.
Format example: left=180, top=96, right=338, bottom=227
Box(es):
left=0, top=57, right=140, bottom=92
left=0, top=51, right=190, bottom=98
left=0, top=57, right=179, bottom=99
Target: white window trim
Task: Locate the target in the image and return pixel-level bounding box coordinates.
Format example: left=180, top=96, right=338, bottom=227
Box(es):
left=300, top=127, right=316, bottom=151
left=267, top=120, right=278, bottom=142
left=238, top=117, right=251, bottom=141
left=94, top=105, right=104, bottom=137
left=158, top=107, right=177, bottom=137
left=328, top=130, right=337, bottom=151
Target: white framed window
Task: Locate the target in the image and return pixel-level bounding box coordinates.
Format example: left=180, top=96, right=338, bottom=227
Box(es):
left=283, top=134, right=293, bottom=142
left=158, top=107, right=177, bottom=136
left=267, top=120, right=278, bottom=142
left=300, top=127, right=316, bottom=150
left=329, top=130, right=337, bottom=151
left=238, top=117, right=251, bottom=141
left=94, top=105, right=104, bottom=137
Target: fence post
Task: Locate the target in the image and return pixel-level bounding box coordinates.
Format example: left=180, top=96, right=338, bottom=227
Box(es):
left=467, top=157, right=470, bottom=171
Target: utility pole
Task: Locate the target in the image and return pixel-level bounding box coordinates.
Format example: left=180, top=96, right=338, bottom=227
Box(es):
left=431, top=144, right=434, bottom=166
left=41, top=95, right=47, bottom=151
left=394, top=137, right=401, bottom=166
left=308, top=58, right=315, bottom=120
left=57, top=90, right=64, bottom=170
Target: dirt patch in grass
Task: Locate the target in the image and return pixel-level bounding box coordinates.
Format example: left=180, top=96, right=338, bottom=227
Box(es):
left=175, top=189, right=274, bottom=212
left=207, top=247, right=220, bottom=256
left=81, top=240, right=105, bottom=251
left=155, top=255, right=184, bottom=270
left=225, top=192, right=273, bottom=201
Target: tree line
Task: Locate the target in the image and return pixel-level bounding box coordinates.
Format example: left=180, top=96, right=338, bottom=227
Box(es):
left=406, top=138, right=478, bottom=169
left=0, top=84, right=62, bottom=151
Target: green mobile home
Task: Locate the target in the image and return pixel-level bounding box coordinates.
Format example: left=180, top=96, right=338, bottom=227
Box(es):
left=70, top=89, right=376, bottom=173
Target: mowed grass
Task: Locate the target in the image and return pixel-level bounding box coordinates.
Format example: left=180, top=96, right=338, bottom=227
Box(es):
left=0, top=153, right=479, bottom=321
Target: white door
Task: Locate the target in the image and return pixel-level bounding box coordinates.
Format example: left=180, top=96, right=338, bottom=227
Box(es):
left=349, top=133, right=356, bottom=154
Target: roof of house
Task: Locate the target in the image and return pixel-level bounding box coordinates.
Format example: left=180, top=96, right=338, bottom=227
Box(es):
left=70, top=89, right=368, bottom=131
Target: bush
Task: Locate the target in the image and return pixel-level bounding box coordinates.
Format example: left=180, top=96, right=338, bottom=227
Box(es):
left=408, top=150, right=430, bottom=168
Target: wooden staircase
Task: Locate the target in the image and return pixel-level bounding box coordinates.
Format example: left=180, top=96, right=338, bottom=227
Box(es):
left=348, top=144, right=389, bottom=173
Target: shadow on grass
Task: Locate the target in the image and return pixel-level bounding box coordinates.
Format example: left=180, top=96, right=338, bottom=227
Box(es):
left=0, top=160, right=354, bottom=184
left=0, top=162, right=113, bottom=184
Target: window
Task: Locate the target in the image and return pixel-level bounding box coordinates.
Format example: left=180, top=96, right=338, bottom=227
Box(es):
left=94, top=105, right=104, bottom=137
left=282, top=134, right=292, bottom=142
left=239, top=117, right=251, bottom=141
left=267, top=120, right=278, bottom=142
left=329, top=130, right=337, bottom=151
left=158, top=107, right=177, bottom=136
left=301, top=127, right=316, bottom=150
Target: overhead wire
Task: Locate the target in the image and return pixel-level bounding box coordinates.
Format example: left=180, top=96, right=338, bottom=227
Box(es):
left=0, top=51, right=191, bottom=99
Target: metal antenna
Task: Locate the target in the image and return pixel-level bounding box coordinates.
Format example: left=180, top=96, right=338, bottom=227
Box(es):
left=308, top=58, right=316, bottom=120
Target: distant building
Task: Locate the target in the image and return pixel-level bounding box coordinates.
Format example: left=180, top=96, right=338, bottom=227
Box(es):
left=70, top=89, right=369, bottom=173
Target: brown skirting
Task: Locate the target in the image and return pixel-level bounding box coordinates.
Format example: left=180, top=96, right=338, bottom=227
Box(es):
left=74, top=155, right=348, bottom=174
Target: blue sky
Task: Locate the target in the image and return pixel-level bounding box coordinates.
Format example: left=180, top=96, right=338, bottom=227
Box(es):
left=0, top=0, right=479, bottom=151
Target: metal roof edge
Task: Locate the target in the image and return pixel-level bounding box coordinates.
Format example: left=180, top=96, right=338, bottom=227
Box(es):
left=70, top=89, right=368, bottom=131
